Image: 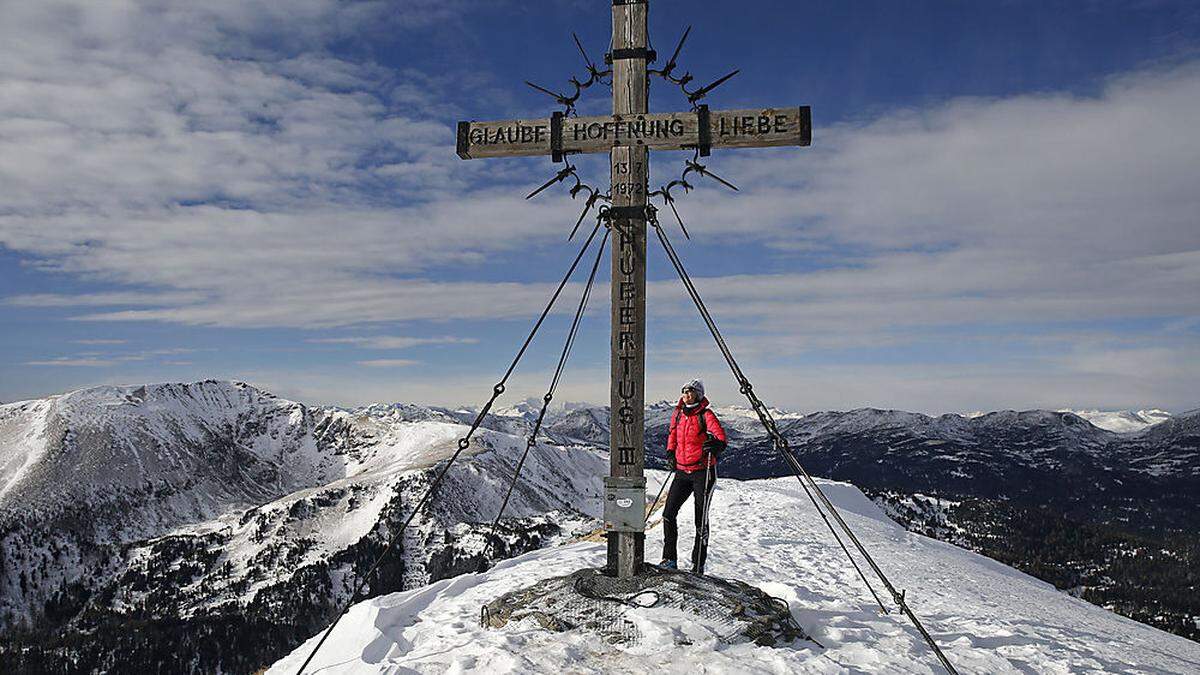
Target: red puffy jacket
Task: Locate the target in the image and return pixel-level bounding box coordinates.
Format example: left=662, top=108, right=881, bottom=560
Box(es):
left=667, top=397, right=727, bottom=473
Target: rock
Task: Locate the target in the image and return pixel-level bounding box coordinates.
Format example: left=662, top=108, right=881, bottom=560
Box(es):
left=481, top=565, right=814, bottom=647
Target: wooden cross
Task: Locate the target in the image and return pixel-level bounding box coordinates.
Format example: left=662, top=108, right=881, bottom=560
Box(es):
left=456, top=1, right=810, bottom=579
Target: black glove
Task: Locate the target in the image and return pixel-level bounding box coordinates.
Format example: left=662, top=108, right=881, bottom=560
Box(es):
left=666, top=449, right=676, bottom=466
left=702, top=434, right=726, bottom=456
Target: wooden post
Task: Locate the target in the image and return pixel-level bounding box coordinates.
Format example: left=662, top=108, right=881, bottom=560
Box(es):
left=607, top=0, right=649, bottom=579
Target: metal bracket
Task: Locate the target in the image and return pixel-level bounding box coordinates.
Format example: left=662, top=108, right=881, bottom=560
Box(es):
left=696, top=105, right=711, bottom=157
left=604, top=476, right=647, bottom=532
left=606, top=205, right=647, bottom=221
left=605, top=47, right=657, bottom=64
left=612, top=0, right=648, bottom=5
left=456, top=121, right=471, bottom=160
left=550, top=111, right=564, bottom=163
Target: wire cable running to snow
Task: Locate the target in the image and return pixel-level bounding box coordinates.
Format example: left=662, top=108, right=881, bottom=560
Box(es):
left=295, top=219, right=608, bottom=675
left=649, top=213, right=960, bottom=675
left=478, top=222, right=610, bottom=568
left=649, top=213, right=888, bottom=610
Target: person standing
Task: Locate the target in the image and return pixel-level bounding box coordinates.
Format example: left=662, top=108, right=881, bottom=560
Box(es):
left=660, top=379, right=727, bottom=574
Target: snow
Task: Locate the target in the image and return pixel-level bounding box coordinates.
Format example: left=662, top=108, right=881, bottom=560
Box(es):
left=0, top=397, right=54, bottom=502
left=270, top=475, right=1200, bottom=674
left=0, top=380, right=611, bottom=631
left=1058, top=409, right=1172, bottom=434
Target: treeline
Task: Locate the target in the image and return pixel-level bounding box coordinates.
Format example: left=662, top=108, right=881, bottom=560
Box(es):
left=873, top=492, right=1200, bottom=643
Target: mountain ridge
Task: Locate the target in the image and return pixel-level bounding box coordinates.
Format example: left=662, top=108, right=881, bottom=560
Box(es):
left=1, top=380, right=1196, bottom=672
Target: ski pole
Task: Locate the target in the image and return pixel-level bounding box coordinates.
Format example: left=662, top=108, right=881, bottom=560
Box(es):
left=645, top=467, right=675, bottom=523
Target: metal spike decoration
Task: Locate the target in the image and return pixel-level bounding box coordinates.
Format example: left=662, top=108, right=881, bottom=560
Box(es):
left=659, top=25, right=691, bottom=77
left=525, top=80, right=571, bottom=107
left=573, top=32, right=597, bottom=72
left=525, top=34, right=613, bottom=117
left=685, top=160, right=739, bottom=192
left=521, top=26, right=745, bottom=239
left=687, top=69, right=740, bottom=105
left=526, top=165, right=577, bottom=200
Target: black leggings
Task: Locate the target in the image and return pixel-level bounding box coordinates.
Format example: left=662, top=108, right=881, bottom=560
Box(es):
left=661, top=467, right=716, bottom=573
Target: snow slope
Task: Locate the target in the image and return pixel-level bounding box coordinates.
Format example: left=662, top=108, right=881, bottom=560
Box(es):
left=0, top=380, right=606, bottom=666
left=271, top=474, right=1200, bottom=674
left=1059, top=409, right=1172, bottom=434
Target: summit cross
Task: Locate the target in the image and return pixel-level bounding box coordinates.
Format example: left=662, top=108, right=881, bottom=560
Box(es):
left=455, top=0, right=810, bottom=579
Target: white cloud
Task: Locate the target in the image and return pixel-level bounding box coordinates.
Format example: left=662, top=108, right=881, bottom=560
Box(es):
left=309, top=335, right=478, bottom=349
left=1, top=1, right=1197, bottom=411
left=25, top=357, right=117, bottom=368
left=3, top=30, right=1196, bottom=332
left=6, top=292, right=204, bottom=307
left=355, top=359, right=419, bottom=368
left=24, top=347, right=197, bottom=368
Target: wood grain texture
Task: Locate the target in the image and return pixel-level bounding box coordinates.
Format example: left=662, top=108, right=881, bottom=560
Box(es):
left=608, top=0, right=649, bottom=580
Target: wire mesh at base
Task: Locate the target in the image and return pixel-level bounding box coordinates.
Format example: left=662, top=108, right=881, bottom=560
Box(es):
left=480, top=565, right=815, bottom=648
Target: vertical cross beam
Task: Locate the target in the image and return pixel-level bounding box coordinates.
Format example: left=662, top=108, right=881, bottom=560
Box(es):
left=606, top=0, right=649, bottom=579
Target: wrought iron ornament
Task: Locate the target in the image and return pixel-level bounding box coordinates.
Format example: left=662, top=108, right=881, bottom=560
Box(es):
left=522, top=26, right=744, bottom=241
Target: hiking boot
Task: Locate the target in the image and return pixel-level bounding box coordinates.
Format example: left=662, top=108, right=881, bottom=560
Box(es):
left=658, top=559, right=677, bottom=570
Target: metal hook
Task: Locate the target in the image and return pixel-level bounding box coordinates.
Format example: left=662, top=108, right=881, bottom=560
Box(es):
left=685, top=160, right=739, bottom=192
left=687, top=69, right=740, bottom=106
left=526, top=163, right=577, bottom=200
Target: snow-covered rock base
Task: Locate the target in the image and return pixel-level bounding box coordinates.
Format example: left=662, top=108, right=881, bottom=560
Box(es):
left=271, top=474, right=1200, bottom=674
left=480, top=564, right=811, bottom=648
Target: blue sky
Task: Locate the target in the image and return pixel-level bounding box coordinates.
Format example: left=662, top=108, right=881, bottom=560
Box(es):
left=1, top=0, right=1198, bottom=413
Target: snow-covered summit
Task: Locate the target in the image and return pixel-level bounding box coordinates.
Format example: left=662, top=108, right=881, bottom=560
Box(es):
left=1058, top=408, right=1173, bottom=433
left=4, top=381, right=1197, bottom=672
left=0, top=379, right=605, bottom=654
left=271, top=474, right=1200, bottom=674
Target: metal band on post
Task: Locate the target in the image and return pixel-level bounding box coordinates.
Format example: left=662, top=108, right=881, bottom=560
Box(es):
left=607, top=205, right=647, bottom=221
left=456, top=121, right=472, bottom=160
left=605, top=48, right=656, bottom=64
left=696, top=104, right=711, bottom=157
left=551, top=111, right=564, bottom=162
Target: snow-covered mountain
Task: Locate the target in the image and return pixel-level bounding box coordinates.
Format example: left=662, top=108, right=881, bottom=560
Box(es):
left=1059, top=408, right=1172, bottom=433
left=0, top=381, right=605, bottom=673
left=646, top=406, right=1199, bottom=535
left=2, top=381, right=1196, bottom=673
left=270, top=474, right=1200, bottom=674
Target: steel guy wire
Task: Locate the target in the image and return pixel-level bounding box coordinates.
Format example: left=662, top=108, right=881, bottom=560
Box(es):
left=295, top=218, right=607, bottom=675
left=648, top=212, right=959, bottom=675
left=478, top=221, right=610, bottom=568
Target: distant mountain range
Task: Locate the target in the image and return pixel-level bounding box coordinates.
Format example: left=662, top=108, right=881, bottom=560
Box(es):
left=1, top=381, right=1195, bottom=672
left=1057, top=408, right=1173, bottom=433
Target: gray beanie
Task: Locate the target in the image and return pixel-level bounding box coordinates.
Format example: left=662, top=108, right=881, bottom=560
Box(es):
left=681, top=378, right=705, bottom=399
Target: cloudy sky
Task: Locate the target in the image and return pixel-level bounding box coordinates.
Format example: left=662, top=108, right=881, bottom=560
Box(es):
left=1, top=0, right=1198, bottom=414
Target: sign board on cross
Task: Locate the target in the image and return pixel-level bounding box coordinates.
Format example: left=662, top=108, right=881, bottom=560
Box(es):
left=457, top=107, right=811, bottom=159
